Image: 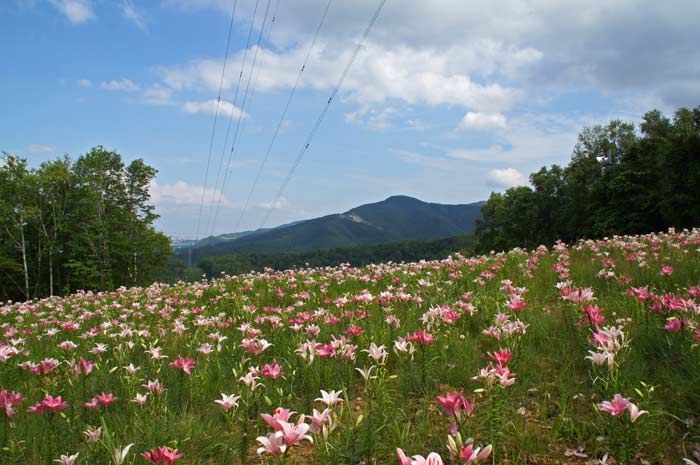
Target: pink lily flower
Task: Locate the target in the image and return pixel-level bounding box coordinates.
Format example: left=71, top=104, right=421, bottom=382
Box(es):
left=73, top=357, right=94, bottom=375
left=599, top=394, right=630, bottom=416
left=507, top=298, right=527, bottom=312
left=141, top=446, right=184, bottom=465
left=408, top=331, right=435, bottom=345
left=29, top=394, right=69, bottom=414
left=0, top=390, right=24, bottom=417
left=214, top=393, right=240, bottom=412
left=279, top=420, right=314, bottom=446
left=459, top=444, right=492, bottom=463
left=435, top=390, right=473, bottom=421
left=169, top=356, right=196, bottom=375
left=84, top=398, right=100, bottom=410
left=256, top=431, right=287, bottom=457
left=315, top=389, right=344, bottom=407
left=142, top=380, right=166, bottom=395
left=397, top=448, right=412, bottom=465
left=261, top=407, right=296, bottom=431
left=410, top=452, right=445, bottom=465
left=664, top=318, right=683, bottom=332
left=53, top=453, right=79, bottom=465
left=261, top=360, right=283, bottom=379
left=82, top=426, right=102, bottom=443
left=96, top=392, right=117, bottom=407
left=628, top=402, right=649, bottom=423
left=131, top=393, right=149, bottom=405
left=660, top=265, right=674, bottom=276
left=488, top=349, right=512, bottom=367
left=309, top=408, right=331, bottom=434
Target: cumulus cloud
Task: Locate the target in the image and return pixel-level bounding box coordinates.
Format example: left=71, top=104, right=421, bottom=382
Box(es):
left=391, top=149, right=453, bottom=170
left=26, top=144, right=59, bottom=154
left=256, top=197, right=289, bottom=209
left=161, top=0, right=700, bottom=108
left=485, top=168, right=528, bottom=188
left=446, top=113, right=601, bottom=164
left=157, top=42, right=523, bottom=114
left=150, top=180, right=235, bottom=208
left=142, top=85, right=173, bottom=105
left=48, top=0, right=95, bottom=23
left=182, top=99, right=248, bottom=119
left=120, top=0, right=146, bottom=30
left=101, top=78, right=140, bottom=92
left=459, top=112, right=507, bottom=132
left=345, top=106, right=399, bottom=130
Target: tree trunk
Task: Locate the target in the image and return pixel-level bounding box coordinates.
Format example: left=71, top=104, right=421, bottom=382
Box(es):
left=49, top=248, right=54, bottom=297
left=19, top=210, right=29, bottom=300
left=35, top=242, right=42, bottom=299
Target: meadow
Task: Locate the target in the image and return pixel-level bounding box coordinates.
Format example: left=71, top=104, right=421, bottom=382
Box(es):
left=1, top=228, right=699, bottom=465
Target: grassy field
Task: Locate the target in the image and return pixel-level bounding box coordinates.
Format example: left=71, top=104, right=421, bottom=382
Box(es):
left=1, top=229, right=699, bottom=464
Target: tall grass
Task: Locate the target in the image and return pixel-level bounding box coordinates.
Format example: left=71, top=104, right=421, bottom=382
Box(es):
left=0, top=229, right=699, bottom=464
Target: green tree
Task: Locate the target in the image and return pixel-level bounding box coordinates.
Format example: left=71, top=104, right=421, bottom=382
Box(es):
left=0, top=147, right=171, bottom=300
left=475, top=106, right=700, bottom=252
left=0, top=154, right=34, bottom=299
left=34, top=157, right=74, bottom=296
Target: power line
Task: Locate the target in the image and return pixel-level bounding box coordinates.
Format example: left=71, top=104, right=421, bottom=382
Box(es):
left=208, top=0, right=272, bottom=236
left=204, top=0, right=262, bottom=237
left=258, top=0, right=387, bottom=230
left=236, top=0, right=281, bottom=135
left=234, top=0, right=334, bottom=233
left=192, top=0, right=238, bottom=252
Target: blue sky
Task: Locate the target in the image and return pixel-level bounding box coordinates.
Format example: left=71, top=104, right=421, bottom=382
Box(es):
left=2, top=0, right=698, bottom=237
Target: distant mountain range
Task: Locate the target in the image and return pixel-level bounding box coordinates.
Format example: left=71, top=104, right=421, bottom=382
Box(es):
left=184, top=195, right=484, bottom=259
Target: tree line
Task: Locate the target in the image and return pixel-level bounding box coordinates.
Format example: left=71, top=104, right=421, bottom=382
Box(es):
left=475, top=106, right=700, bottom=252
left=0, top=146, right=171, bottom=301
left=168, top=235, right=476, bottom=279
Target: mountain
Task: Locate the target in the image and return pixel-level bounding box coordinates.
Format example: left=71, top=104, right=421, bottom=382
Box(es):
left=185, top=195, right=484, bottom=259
left=193, top=220, right=308, bottom=248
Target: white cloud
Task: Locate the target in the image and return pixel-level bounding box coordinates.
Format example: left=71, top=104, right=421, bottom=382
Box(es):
left=256, top=197, right=288, bottom=209
left=48, top=0, right=95, bottom=24
left=150, top=180, right=235, bottom=208
left=100, top=78, right=140, bottom=92
left=344, top=108, right=429, bottom=132
left=157, top=42, right=523, bottom=114
left=182, top=99, right=248, bottom=119
left=459, top=112, right=507, bottom=132
left=120, top=0, right=146, bottom=30
left=150, top=180, right=290, bottom=215
left=26, top=144, right=58, bottom=154
left=142, top=85, right=172, bottom=105
left=405, top=119, right=431, bottom=131
left=161, top=0, right=700, bottom=109
left=446, top=113, right=597, bottom=164
left=345, top=106, right=399, bottom=130
left=391, top=149, right=453, bottom=170
left=485, top=168, right=527, bottom=188
left=77, top=79, right=92, bottom=88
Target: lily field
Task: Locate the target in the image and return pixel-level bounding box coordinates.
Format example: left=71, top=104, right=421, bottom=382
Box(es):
left=1, top=229, right=700, bottom=465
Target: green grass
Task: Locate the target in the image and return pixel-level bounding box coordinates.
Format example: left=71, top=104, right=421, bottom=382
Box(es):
left=1, top=229, right=699, bottom=464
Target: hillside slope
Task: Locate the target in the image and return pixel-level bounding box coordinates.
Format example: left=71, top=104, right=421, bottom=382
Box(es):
left=188, top=196, right=483, bottom=258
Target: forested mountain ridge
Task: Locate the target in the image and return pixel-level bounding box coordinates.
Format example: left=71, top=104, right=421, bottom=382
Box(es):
left=168, top=235, right=476, bottom=279
left=185, top=196, right=484, bottom=261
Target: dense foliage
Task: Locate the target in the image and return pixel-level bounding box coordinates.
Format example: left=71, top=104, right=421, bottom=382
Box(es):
left=476, top=106, right=700, bottom=251
left=1, top=229, right=699, bottom=464
left=172, top=235, right=475, bottom=280
left=0, top=147, right=171, bottom=301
